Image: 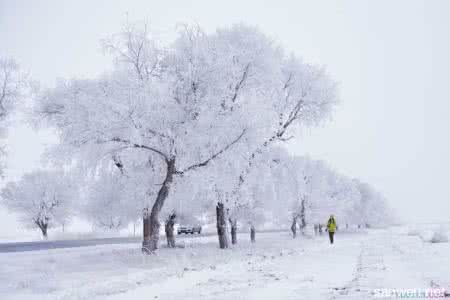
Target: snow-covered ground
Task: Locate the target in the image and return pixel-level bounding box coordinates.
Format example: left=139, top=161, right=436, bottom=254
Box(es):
left=0, top=227, right=449, bottom=300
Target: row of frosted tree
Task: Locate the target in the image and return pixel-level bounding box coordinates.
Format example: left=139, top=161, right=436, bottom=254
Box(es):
left=0, top=22, right=392, bottom=251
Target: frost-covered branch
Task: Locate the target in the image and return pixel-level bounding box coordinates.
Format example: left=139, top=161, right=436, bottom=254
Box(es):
left=178, top=128, right=246, bottom=174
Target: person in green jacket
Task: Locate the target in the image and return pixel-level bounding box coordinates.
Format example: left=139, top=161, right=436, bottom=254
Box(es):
left=326, top=214, right=337, bottom=244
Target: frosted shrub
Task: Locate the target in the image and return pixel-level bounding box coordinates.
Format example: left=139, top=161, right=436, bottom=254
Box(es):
left=430, top=227, right=449, bottom=243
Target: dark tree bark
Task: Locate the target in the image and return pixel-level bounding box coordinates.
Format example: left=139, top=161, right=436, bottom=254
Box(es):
left=142, top=158, right=176, bottom=253
left=41, top=225, right=48, bottom=239
left=216, top=202, right=229, bottom=249
left=250, top=224, right=256, bottom=243
left=299, top=197, right=307, bottom=234
left=142, top=207, right=150, bottom=250
left=291, top=216, right=298, bottom=238
left=229, top=218, right=237, bottom=245
left=36, top=220, right=48, bottom=239
left=165, top=212, right=176, bottom=248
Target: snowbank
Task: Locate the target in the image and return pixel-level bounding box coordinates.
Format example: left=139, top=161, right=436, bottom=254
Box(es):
left=407, top=224, right=450, bottom=243
left=430, top=227, right=449, bottom=243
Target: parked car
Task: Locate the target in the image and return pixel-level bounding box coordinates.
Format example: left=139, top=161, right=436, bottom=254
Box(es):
left=177, top=225, right=202, bottom=235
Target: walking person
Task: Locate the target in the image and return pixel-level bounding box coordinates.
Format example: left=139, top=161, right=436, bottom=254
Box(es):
left=326, top=214, right=337, bottom=244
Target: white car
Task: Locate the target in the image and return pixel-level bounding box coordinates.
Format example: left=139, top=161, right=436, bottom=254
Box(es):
left=177, top=225, right=202, bottom=234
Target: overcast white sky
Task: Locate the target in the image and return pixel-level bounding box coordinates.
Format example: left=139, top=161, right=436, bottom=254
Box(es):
left=1, top=0, right=449, bottom=234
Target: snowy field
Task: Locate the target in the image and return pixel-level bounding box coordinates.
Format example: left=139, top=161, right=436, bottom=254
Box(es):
left=0, top=226, right=449, bottom=300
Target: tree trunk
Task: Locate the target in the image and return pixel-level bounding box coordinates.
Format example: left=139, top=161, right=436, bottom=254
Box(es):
left=165, top=212, right=176, bottom=248
left=142, top=208, right=150, bottom=250
left=229, top=218, right=237, bottom=245
left=42, top=225, right=48, bottom=239
left=142, top=158, right=176, bottom=253
left=291, top=216, right=298, bottom=238
left=37, top=221, right=48, bottom=239
left=216, top=202, right=229, bottom=249
left=300, top=198, right=307, bottom=234
left=250, top=225, right=256, bottom=243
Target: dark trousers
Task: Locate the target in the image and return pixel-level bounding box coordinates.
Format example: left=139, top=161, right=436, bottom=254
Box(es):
left=328, top=231, right=335, bottom=244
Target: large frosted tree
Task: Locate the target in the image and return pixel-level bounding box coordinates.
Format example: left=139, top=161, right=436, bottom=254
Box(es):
left=1, top=170, right=75, bottom=238
left=37, top=23, right=294, bottom=252
left=36, top=21, right=340, bottom=251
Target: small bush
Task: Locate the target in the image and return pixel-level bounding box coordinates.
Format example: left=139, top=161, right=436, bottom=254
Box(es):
left=429, top=227, right=449, bottom=243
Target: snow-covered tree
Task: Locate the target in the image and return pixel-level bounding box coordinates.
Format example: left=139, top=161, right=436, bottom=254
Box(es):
left=242, top=150, right=391, bottom=237
left=238, top=170, right=273, bottom=242
left=38, top=23, right=296, bottom=252
left=233, top=57, right=337, bottom=188
left=83, top=171, right=140, bottom=230
left=355, top=179, right=393, bottom=227
left=287, top=159, right=360, bottom=234
left=0, top=57, right=28, bottom=176
left=222, top=46, right=338, bottom=244
left=0, top=58, right=24, bottom=123
left=266, top=153, right=317, bottom=237
left=1, top=170, right=75, bottom=238
left=226, top=147, right=289, bottom=241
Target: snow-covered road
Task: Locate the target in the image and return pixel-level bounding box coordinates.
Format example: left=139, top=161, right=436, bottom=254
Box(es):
left=0, top=228, right=448, bottom=299
left=0, top=233, right=215, bottom=253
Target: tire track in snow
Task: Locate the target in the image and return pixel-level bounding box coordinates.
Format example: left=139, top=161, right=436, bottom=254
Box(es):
left=329, top=234, right=389, bottom=299
left=328, top=229, right=449, bottom=300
